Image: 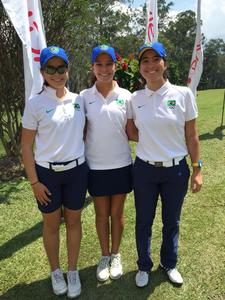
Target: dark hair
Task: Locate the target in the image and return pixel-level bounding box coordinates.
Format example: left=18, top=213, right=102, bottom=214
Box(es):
left=37, top=80, right=49, bottom=94
left=89, top=73, right=97, bottom=87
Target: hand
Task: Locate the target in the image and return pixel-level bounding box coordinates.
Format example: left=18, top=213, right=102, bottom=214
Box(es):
left=31, top=182, right=52, bottom=205
left=191, top=170, right=203, bottom=193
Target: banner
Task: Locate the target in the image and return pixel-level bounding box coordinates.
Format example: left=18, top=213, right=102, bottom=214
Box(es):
left=187, top=0, right=203, bottom=95
left=145, top=0, right=158, bottom=43
left=1, top=0, right=46, bottom=100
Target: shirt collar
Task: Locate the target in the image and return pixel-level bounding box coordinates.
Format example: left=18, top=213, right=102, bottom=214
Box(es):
left=44, top=86, right=71, bottom=100
left=91, top=81, right=120, bottom=97
left=145, top=81, right=171, bottom=97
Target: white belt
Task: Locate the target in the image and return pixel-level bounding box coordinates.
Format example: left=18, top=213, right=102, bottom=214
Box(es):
left=37, top=156, right=85, bottom=172
left=146, top=156, right=185, bottom=168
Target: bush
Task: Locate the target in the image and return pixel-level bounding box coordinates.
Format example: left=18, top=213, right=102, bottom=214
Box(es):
left=115, top=53, right=142, bottom=92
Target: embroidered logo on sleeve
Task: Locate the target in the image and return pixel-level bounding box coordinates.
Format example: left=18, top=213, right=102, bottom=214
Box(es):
left=74, top=103, right=80, bottom=111
left=116, top=99, right=124, bottom=106
left=166, top=100, right=176, bottom=109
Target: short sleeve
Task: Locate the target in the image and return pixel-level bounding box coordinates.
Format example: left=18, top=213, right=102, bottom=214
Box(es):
left=74, top=94, right=85, bottom=114
left=130, top=93, right=136, bottom=120
left=78, top=91, right=87, bottom=115
left=185, top=88, right=198, bottom=121
left=126, top=93, right=133, bottom=119
left=22, top=99, right=38, bottom=130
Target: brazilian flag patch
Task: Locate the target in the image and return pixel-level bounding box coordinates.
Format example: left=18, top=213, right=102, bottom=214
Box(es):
left=74, top=103, right=80, bottom=111
left=116, top=99, right=124, bottom=106
left=167, top=100, right=176, bottom=109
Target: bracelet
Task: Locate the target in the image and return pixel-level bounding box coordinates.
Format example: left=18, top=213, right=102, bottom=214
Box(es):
left=30, top=180, right=39, bottom=186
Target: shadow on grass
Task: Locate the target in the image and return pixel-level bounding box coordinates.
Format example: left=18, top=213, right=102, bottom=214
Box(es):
left=83, top=195, right=93, bottom=209
left=0, top=180, right=25, bottom=205
left=0, top=221, right=43, bottom=261
left=199, top=125, right=225, bottom=141
left=0, top=196, right=92, bottom=262
left=0, top=265, right=181, bottom=300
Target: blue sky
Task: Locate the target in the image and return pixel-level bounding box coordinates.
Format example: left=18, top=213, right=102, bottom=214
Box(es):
left=131, top=0, right=225, bottom=41
left=132, top=0, right=196, bottom=10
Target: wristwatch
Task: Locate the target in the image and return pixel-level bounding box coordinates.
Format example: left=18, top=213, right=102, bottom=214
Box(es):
left=192, top=160, right=202, bottom=168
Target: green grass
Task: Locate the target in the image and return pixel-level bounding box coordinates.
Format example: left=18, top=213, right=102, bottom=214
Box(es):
left=1, top=89, right=225, bottom=300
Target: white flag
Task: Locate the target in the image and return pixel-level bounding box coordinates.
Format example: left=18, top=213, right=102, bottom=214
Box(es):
left=145, top=0, right=158, bottom=43
left=187, top=0, right=203, bottom=95
left=1, top=0, right=46, bottom=100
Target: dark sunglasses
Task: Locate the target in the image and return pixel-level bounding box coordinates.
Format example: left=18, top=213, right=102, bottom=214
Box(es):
left=44, top=65, right=68, bottom=75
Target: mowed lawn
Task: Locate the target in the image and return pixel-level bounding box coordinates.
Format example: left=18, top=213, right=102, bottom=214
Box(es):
left=0, top=89, right=225, bottom=300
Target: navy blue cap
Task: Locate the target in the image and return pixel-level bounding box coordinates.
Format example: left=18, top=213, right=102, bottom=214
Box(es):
left=40, top=46, right=69, bottom=67
left=92, top=44, right=117, bottom=63
left=138, top=42, right=167, bottom=60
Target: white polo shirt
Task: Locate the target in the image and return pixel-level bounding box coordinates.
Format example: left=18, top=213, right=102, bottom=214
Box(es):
left=80, top=83, right=132, bottom=170
left=131, top=81, right=198, bottom=161
left=22, top=86, right=85, bottom=164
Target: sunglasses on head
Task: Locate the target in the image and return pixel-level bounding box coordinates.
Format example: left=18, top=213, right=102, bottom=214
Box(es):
left=44, top=65, right=68, bottom=75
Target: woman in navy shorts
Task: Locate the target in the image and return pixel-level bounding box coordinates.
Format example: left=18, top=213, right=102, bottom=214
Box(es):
left=21, top=46, right=88, bottom=298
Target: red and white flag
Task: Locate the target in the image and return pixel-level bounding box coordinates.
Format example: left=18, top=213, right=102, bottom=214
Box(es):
left=187, top=0, right=203, bottom=95
left=1, top=0, right=46, bottom=100
left=145, top=0, right=158, bottom=43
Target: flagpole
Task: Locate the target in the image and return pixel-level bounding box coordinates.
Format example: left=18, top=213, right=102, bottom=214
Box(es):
left=145, top=0, right=158, bottom=43
left=187, top=0, right=203, bottom=95
left=220, top=90, right=225, bottom=128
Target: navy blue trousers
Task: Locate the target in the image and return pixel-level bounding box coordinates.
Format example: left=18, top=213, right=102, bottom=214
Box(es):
left=133, top=157, right=190, bottom=272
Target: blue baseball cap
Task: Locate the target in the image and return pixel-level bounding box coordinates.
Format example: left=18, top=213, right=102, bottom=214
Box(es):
left=92, top=44, right=117, bottom=63
left=138, top=42, right=167, bottom=60
left=40, top=46, right=69, bottom=67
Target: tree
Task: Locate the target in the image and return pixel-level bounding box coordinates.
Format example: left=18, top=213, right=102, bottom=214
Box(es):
left=201, top=39, right=225, bottom=89
left=40, top=0, right=133, bottom=92
left=0, top=0, right=134, bottom=157
left=0, top=6, right=24, bottom=157
left=163, top=10, right=198, bottom=85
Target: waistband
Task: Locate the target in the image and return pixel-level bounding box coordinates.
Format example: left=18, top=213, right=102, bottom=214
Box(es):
left=36, top=156, right=85, bottom=172
left=138, top=156, right=185, bottom=168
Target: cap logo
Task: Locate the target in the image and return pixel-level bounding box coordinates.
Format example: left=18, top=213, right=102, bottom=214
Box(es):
left=49, top=46, right=60, bottom=54
left=100, top=45, right=109, bottom=50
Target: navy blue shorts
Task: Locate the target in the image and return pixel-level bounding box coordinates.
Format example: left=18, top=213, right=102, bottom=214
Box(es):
left=88, top=164, right=133, bottom=197
left=35, top=162, right=89, bottom=213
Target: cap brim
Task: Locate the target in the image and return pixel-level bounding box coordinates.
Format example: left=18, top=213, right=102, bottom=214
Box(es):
left=138, top=46, right=162, bottom=60
left=42, top=54, right=68, bottom=66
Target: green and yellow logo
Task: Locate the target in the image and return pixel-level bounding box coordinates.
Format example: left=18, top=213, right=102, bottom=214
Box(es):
left=49, top=46, right=60, bottom=54
left=74, top=103, right=80, bottom=111
left=116, top=99, right=124, bottom=106
left=166, top=100, right=176, bottom=109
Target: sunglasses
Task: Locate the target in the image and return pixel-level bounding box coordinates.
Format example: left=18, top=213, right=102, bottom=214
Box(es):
left=44, top=65, right=68, bottom=75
